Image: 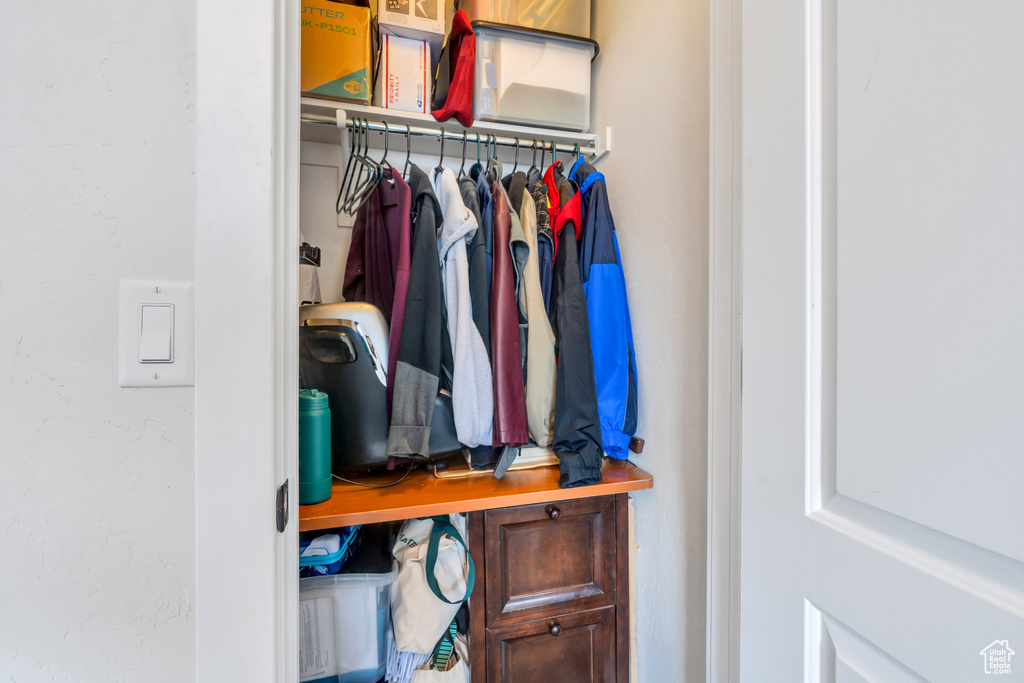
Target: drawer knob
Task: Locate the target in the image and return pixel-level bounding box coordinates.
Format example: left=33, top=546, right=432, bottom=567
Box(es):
left=546, top=505, right=561, bottom=521
left=548, top=620, right=562, bottom=637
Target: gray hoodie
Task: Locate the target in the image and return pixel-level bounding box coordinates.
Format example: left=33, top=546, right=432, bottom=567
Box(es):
left=430, top=167, right=494, bottom=448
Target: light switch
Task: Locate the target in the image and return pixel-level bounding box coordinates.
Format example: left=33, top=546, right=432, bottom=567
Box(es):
left=119, top=280, right=194, bottom=387
left=139, top=304, right=174, bottom=362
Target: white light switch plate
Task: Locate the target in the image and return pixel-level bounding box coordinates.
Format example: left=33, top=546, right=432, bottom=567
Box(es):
left=119, top=280, right=194, bottom=387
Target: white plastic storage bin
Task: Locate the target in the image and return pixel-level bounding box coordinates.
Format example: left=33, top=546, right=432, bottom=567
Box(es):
left=472, top=22, right=599, bottom=132
left=459, top=0, right=592, bottom=39
left=299, top=562, right=398, bottom=683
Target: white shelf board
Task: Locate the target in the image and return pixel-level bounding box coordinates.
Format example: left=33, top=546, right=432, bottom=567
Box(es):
left=301, top=98, right=597, bottom=147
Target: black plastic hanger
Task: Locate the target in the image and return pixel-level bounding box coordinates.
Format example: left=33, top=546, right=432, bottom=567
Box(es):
left=458, top=132, right=468, bottom=180
left=433, top=128, right=446, bottom=179
left=337, top=121, right=358, bottom=213
left=403, top=124, right=412, bottom=180
left=527, top=139, right=539, bottom=178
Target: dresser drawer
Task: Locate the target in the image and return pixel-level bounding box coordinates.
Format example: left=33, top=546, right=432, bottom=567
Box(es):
left=484, top=495, right=617, bottom=628
left=485, top=607, right=616, bottom=683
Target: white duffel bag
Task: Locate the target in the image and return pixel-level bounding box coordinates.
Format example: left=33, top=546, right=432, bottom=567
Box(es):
left=390, top=514, right=475, bottom=654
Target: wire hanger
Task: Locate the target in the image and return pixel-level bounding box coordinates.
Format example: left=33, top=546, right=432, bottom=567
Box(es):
left=512, top=137, right=520, bottom=175
left=528, top=139, right=539, bottom=178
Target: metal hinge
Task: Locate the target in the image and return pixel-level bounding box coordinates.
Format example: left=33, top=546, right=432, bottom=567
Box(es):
left=276, top=479, right=289, bottom=533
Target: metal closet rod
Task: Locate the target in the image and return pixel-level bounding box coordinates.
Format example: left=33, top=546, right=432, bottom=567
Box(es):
left=301, top=112, right=598, bottom=156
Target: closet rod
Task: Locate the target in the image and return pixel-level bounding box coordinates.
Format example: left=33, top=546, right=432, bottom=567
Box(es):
left=301, top=112, right=598, bottom=157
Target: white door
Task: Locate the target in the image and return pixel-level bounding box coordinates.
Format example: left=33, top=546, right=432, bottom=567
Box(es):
left=739, top=0, right=1024, bottom=680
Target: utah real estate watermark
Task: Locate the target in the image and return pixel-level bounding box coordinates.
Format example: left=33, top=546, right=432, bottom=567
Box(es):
left=980, top=640, right=1014, bottom=675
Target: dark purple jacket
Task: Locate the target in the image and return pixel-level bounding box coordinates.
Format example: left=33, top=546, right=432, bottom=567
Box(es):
left=490, top=182, right=529, bottom=447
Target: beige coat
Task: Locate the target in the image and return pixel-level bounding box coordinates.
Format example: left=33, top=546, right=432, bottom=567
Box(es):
left=517, top=188, right=557, bottom=447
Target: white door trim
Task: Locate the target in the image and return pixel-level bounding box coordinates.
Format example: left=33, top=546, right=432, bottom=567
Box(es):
left=194, top=0, right=300, bottom=679
left=707, top=0, right=742, bottom=679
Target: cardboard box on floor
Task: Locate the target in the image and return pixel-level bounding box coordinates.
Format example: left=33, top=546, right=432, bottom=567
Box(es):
left=301, top=0, right=373, bottom=103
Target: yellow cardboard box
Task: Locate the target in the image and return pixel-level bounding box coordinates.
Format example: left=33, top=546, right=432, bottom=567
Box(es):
left=301, top=0, right=372, bottom=103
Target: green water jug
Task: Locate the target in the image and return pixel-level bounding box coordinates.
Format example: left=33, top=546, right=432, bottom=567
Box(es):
left=299, top=389, right=332, bottom=505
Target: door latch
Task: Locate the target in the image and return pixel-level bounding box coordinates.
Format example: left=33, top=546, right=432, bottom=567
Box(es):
left=276, top=479, right=289, bottom=533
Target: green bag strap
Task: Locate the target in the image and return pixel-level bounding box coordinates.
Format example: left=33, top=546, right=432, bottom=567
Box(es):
left=423, top=515, right=475, bottom=605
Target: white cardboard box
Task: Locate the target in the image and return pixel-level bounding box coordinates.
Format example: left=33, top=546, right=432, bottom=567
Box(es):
left=378, top=0, right=444, bottom=66
left=373, top=34, right=430, bottom=113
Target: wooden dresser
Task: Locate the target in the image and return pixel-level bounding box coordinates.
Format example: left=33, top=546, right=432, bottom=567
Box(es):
left=299, top=460, right=652, bottom=683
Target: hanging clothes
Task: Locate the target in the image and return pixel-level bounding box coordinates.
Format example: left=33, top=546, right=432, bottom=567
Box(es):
left=501, top=170, right=530, bottom=322
left=489, top=180, right=529, bottom=447
left=430, top=10, right=475, bottom=128
left=570, top=160, right=639, bottom=459
left=476, top=172, right=494, bottom=297
left=387, top=164, right=448, bottom=458
left=527, top=168, right=554, bottom=313
left=517, top=186, right=556, bottom=447
left=343, top=171, right=407, bottom=321
left=459, top=175, right=491, bottom=361
left=341, top=168, right=413, bottom=418
left=430, top=167, right=494, bottom=448
left=542, top=161, right=576, bottom=240
left=548, top=184, right=603, bottom=488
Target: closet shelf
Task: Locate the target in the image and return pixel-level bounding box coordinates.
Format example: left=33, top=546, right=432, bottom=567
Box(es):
left=301, top=99, right=601, bottom=155
left=298, top=459, right=653, bottom=530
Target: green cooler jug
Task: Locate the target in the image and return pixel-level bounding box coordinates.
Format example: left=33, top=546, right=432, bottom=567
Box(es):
left=299, top=389, right=332, bottom=505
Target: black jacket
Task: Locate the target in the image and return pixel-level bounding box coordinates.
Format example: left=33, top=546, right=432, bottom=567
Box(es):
left=548, top=189, right=604, bottom=488
left=387, top=164, right=449, bottom=457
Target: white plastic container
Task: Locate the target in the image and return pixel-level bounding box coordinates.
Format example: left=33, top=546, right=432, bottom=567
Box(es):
left=459, top=0, right=592, bottom=39
left=472, top=22, right=599, bottom=132
left=299, top=562, right=398, bottom=683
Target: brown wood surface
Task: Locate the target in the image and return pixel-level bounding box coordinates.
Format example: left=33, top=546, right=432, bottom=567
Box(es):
left=484, top=607, right=617, bottom=683
left=298, top=459, right=653, bottom=531
left=614, top=494, right=630, bottom=683
left=484, top=497, right=617, bottom=629
left=469, top=511, right=487, bottom=683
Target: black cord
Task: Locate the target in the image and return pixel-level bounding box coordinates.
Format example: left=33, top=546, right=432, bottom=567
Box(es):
left=332, top=464, right=416, bottom=488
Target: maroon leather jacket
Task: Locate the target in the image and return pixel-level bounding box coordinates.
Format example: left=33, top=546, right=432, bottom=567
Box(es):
left=489, top=181, right=529, bottom=446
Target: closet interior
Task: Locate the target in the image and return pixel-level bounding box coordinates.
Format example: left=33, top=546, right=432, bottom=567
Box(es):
left=294, top=2, right=656, bottom=681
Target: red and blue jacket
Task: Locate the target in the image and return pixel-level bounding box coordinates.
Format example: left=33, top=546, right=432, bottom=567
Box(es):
left=570, top=159, right=639, bottom=459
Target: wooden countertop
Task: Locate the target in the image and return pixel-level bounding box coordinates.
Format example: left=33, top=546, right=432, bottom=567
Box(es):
left=298, top=459, right=653, bottom=530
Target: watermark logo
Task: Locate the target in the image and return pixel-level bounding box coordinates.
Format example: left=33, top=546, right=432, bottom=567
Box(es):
left=980, top=640, right=1014, bottom=675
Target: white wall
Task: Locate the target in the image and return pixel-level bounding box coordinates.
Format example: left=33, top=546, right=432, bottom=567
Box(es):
left=592, top=1, right=710, bottom=680
left=0, top=1, right=197, bottom=680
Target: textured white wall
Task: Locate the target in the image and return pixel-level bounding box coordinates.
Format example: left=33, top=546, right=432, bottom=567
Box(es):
left=0, top=1, right=197, bottom=681
left=592, top=1, right=710, bottom=680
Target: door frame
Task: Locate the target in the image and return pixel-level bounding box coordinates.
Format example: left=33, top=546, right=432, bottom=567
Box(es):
left=707, top=0, right=742, bottom=679
left=194, top=0, right=300, bottom=679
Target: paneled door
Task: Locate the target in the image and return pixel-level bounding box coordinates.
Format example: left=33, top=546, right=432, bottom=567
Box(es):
left=739, top=1, right=1024, bottom=680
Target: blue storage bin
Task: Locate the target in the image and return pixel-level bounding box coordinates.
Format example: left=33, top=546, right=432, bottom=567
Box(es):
left=299, top=526, right=361, bottom=577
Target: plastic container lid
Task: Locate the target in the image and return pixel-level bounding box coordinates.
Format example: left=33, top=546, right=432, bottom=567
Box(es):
left=299, top=388, right=329, bottom=410
left=470, top=20, right=600, bottom=61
